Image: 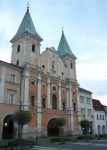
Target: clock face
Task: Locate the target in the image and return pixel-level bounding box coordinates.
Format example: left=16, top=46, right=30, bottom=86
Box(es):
left=53, top=86, right=56, bottom=91
left=31, top=80, right=35, bottom=86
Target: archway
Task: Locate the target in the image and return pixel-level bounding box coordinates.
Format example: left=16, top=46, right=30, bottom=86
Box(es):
left=102, top=125, right=106, bottom=134
left=2, top=114, right=16, bottom=139
left=47, top=118, right=59, bottom=136
left=98, top=125, right=101, bottom=134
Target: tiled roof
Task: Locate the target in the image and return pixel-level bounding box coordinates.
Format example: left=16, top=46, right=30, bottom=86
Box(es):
left=92, top=99, right=105, bottom=111
left=11, top=9, right=43, bottom=42
left=78, top=87, right=92, bottom=94
left=57, top=31, right=76, bottom=58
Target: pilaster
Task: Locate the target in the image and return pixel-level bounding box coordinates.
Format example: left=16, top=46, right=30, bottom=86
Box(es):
left=26, top=36, right=30, bottom=63
left=47, top=78, right=51, bottom=108
left=38, top=43, right=40, bottom=67
left=47, top=48, right=49, bottom=74
left=0, top=66, right=6, bottom=103
left=58, top=82, right=61, bottom=110
left=24, top=70, right=29, bottom=110
left=23, top=36, right=27, bottom=63
left=11, top=45, right=13, bottom=63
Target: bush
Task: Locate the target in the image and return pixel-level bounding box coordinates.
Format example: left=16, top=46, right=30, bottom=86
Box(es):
left=50, top=137, right=70, bottom=142
left=77, top=135, right=94, bottom=140
left=99, top=134, right=107, bottom=138
left=8, top=139, right=36, bottom=145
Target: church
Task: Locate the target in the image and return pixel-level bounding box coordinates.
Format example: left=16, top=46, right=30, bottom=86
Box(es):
left=0, top=7, right=94, bottom=139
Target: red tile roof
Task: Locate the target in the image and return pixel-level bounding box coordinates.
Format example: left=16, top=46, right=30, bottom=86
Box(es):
left=92, top=99, right=105, bottom=111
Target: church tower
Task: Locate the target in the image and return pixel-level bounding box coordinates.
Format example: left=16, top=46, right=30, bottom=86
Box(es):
left=10, top=7, right=43, bottom=67
left=57, top=30, right=77, bottom=82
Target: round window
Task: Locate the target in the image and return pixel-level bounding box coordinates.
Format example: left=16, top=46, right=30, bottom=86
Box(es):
left=73, top=92, right=75, bottom=95
left=42, top=65, right=45, bottom=68
left=30, top=80, right=35, bottom=86
left=53, top=86, right=56, bottom=91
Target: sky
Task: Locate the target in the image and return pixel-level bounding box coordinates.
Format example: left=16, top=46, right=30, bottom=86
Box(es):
left=0, top=0, right=107, bottom=105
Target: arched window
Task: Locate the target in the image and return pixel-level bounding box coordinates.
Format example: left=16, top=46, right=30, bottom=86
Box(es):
left=17, top=45, right=20, bottom=53
left=52, top=95, right=57, bottom=109
left=52, top=61, right=55, bottom=70
left=32, top=44, right=35, bottom=52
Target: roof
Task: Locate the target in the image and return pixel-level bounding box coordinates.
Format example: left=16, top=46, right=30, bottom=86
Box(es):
left=92, top=99, right=105, bottom=111
left=10, top=9, right=43, bottom=42
left=57, top=31, right=76, bottom=58
left=78, top=87, right=92, bottom=94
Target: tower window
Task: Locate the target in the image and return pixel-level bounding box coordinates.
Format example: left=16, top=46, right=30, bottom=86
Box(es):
left=30, top=95, right=34, bottom=106
left=17, top=45, right=20, bottom=53
left=42, top=98, right=45, bottom=108
left=52, top=61, right=55, bottom=70
left=71, top=63, right=73, bottom=69
left=16, top=60, right=19, bottom=65
left=32, top=44, right=35, bottom=52
left=63, top=102, right=65, bottom=110
left=73, top=103, right=76, bottom=111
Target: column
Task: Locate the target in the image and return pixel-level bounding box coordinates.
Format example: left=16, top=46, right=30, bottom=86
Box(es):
left=58, top=54, right=60, bottom=77
left=11, top=45, right=13, bottom=63
left=0, top=66, right=6, bottom=103
left=47, top=48, right=50, bottom=75
left=24, top=70, right=29, bottom=110
left=27, top=36, right=29, bottom=63
left=23, top=36, right=26, bottom=63
left=59, top=82, right=61, bottom=110
left=38, top=43, right=41, bottom=69
left=37, top=74, right=41, bottom=132
left=47, top=78, right=50, bottom=108
left=66, top=84, right=69, bottom=109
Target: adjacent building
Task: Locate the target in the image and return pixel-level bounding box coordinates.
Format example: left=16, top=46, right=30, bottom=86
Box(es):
left=93, top=99, right=106, bottom=134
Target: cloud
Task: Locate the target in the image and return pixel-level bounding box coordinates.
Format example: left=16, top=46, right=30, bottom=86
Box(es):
left=92, top=94, right=107, bottom=106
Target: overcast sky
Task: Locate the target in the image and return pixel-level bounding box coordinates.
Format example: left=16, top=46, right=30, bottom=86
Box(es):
left=0, top=0, right=107, bottom=105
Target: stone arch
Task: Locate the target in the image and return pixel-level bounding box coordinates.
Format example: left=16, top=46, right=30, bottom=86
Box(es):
left=102, top=125, right=106, bottom=134
left=47, top=117, right=59, bottom=136
left=2, top=114, right=17, bottom=139
left=97, top=125, right=101, bottom=134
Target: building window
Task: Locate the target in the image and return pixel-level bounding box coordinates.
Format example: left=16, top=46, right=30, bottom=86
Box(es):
left=42, top=98, right=45, bottom=108
left=73, top=103, right=76, bottom=111
left=62, top=72, right=64, bottom=75
left=17, top=45, right=20, bottom=53
left=87, top=97, right=91, bottom=104
left=52, top=95, right=57, bottom=109
left=10, top=74, right=15, bottom=83
left=73, top=92, right=75, bottom=95
left=32, top=44, right=35, bottom=52
left=81, top=108, right=85, bottom=115
left=103, top=115, right=104, bottom=120
left=30, top=96, right=34, bottom=106
left=100, top=115, right=102, bottom=120
left=80, top=96, right=84, bottom=103
left=63, top=102, right=65, bottom=110
left=16, top=60, right=19, bottom=65
left=52, top=61, right=55, bottom=70
left=71, top=62, right=73, bottom=69
left=88, top=109, right=91, bottom=116
left=9, top=94, right=14, bottom=104
left=97, top=115, right=99, bottom=120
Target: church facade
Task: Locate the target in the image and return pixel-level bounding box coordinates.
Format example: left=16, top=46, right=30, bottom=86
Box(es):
left=0, top=8, right=94, bottom=139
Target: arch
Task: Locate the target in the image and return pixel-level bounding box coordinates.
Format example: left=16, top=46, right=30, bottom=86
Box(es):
left=102, top=125, right=106, bottom=134
left=2, top=114, right=17, bottom=139
left=52, top=95, right=57, bottom=109
left=47, top=117, right=59, bottom=136
left=97, top=125, right=101, bottom=134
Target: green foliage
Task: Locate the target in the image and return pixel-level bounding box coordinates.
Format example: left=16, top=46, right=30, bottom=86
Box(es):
left=54, top=118, right=66, bottom=127
left=8, top=139, right=35, bottom=145
left=12, top=110, right=32, bottom=127
left=50, top=137, right=70, bottom=142
left=79, top=119, right=90, bottom=128
left=77, top=135, right=94, bottom=140
left=99, top=134, right=107, bottom=138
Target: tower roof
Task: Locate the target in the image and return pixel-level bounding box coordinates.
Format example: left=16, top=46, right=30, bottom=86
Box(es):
left=10, top=9, right=43, bottom=42
left=57, top=31, right=76, bottom=58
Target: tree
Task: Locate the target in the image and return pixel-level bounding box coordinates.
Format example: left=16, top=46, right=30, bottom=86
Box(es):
left=12, top=110, right=32, bottom=138
left=79, top=119, right=90, bottom=134
left=54, top=118, right=66, bottom=136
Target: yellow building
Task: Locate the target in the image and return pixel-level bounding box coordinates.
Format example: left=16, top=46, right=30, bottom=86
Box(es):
left=0, top=7, right=82, bottom=139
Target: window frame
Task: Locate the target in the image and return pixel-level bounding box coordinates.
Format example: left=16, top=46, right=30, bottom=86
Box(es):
left=42, top=98, right=45, bottom=108
left=17, top=45, right=20, bottom=53
left=16, top=60, right=19, bottom=66
left=8, top=93, right=15, bottom=104
left=62, top=102, right=65, bottom=110
left=32, top=44, right=36, bottom=52
left=10, top=74, right=16, bottom=83
left=30, top=95, right=35, bottom=106
left=71, top=62, right=73, bottom=69
left=52, top=61, right=55, bottom=71
left=52, top=95, right=57, bottom=109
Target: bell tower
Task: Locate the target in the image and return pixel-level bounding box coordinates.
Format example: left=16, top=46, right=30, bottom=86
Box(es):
left=10, top=7, right=43, bottom=67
